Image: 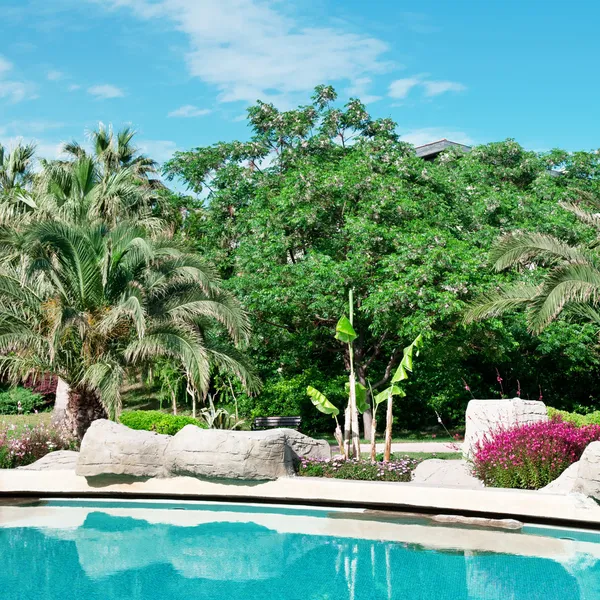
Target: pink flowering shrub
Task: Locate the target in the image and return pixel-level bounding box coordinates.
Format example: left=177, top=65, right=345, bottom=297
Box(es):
left=0, top=423, right=78, bottom=469
left=297, top=456, right=420, bottom=482
left=472, top=419, right=600, bottom=489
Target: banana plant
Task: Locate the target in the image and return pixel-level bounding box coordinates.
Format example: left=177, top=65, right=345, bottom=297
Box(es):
left=307, top=386, right=346, bottom=458
left=335, top=289, right=361, bottom=458
left=372, top=334, right=424, bottom=462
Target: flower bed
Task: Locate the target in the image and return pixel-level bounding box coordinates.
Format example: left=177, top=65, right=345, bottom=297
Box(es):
left=0, top=423, right=77, bottom=469
left=297, top=456, right=421, bottom=482
left=471, top=419, right=600, bottom=489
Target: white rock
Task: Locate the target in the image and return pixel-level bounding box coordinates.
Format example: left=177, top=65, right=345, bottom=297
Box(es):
left=280, top=429, right=331, bottom=461
left=574, top=441, right=600, bottom=501
left=540, top=462, right=580, bottom=495
left=19, top=450, right=80, bottom=471
left=411, top=459, right=484, bottom=489
left=76, top=419, right=170, bottom=478
left=464, top=398, right=548, bottom=457
left=164, top=426, right=326, bottom=480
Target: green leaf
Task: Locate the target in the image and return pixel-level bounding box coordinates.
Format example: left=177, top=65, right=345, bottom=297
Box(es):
left=374, top=385, right=404, bottom=406
left=392, top=334, right=424, bottom=383
left=335, top=316, right=357, bottom=343
left=306, top=386, right=339, bottom=417
left=346, top=381, right=368, bottom=413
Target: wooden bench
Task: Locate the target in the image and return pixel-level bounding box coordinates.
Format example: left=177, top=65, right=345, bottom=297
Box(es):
left=252, top=416, right=302, bottom=431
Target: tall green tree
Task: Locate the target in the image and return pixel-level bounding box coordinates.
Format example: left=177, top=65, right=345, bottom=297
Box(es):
left=0, top=218, right=257, bottom=438
left=166, top=87, right=600, bottom=428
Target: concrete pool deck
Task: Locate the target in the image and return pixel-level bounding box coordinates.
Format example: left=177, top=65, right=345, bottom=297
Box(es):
left=2, top=468, right=600, bottom=528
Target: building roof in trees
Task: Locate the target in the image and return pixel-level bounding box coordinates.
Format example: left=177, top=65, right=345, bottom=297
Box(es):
left=415, top=139, right=472, bottom=160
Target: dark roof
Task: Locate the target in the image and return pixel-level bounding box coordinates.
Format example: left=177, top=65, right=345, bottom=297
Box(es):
left=415, top=139, right=472, bottom=160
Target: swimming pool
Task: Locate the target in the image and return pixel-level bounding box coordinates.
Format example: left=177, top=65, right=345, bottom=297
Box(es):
left=0, top=499, right=598, bottom=599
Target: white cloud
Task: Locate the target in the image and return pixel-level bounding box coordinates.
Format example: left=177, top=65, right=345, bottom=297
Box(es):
left=2, top=120, right=65, bottom=135
left=400, top=127, right=474, bottom=147
left=0, top=55, right=35, bottom=103
left=138, top=139, right=177, bottom=164
left=68, top=84, right=81, bottom=91
left=422, top=80, right=466, bottom=96
left=0, top=56, right=13, bottom=76
left=389, top=76, right=465, bottom=100
left=87, top=84, right=125, bottom=99
left=47, top=70, right=65, bottom=81
left=388, top=77, right=421, bottom=99
left=168, top=104, right=212, bottom=118
left=93, top=0, right=391, bottom=105
left=346, top=77, right=381, bottom=104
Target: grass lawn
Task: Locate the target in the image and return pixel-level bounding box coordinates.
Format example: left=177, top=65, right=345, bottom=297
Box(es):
left=0, top=412, right=52, bottom=436
left=392, top=451, right=462, bottom=461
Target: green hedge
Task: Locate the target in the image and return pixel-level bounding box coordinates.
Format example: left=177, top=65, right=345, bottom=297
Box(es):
left=547, top=406, right=600, bottom=427
left=0, top=387, right=47, bottom=415
left=119, top=410, right=207, bottom=435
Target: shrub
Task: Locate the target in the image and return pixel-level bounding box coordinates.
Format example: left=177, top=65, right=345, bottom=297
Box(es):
left=547, top=406, right=600, bottom=427
left=0, top=387, right=48, bottom=415
left=471, top=420, right=600, bottom=489
left=297, top=456, right=420, bottom=482
left=119, top=410, right=207, bottom=436
left=236, top=370, right=348, bottom=436
left=0, top=423, right=78, bottom=468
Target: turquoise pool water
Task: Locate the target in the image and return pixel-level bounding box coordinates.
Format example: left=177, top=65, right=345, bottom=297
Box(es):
left=0, top=500, right=598, bottom=599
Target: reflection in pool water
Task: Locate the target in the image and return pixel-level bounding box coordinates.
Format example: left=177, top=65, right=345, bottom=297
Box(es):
left=0, top=502, right=598, bottom=599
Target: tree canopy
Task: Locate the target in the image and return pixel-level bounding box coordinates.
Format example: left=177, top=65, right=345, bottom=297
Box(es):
left=165, top=86, right=600, bottom=430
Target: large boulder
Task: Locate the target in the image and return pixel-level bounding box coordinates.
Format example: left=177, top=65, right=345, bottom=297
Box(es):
left=280, top=429, right=331, bottom=461
left=574, top=441, right=600, bottom=501
left=76, top=419, right=170, bottom=478
left=412, top=459, right=484, bottom=489
left=164, top=426, right=326, bottom=480
left=19, top=450, right=80, bottom=471
left=540, top=461, right=580, bottom=495
left=464, top=398, right=548, bottom=457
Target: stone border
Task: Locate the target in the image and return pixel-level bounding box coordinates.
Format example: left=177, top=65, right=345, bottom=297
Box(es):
left=2, top=469, right=600, bottom=529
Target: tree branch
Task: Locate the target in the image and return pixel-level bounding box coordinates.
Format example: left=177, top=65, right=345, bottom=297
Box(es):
left=372, top=346, right=401, bottom=389
left=364, top=333, right=387, bottom=368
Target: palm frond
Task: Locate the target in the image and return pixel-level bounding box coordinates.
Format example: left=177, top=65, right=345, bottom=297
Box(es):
left=464, top=283, right=540, bottom=323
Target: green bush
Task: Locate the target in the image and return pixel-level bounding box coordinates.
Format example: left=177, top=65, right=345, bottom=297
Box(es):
left=119, top=410, right=207, bottom=435
left=235, top=370, right=348, bottom=436
left=0, top=387, right=47, bottom=415
left=548, top=406, right=600, bottom=427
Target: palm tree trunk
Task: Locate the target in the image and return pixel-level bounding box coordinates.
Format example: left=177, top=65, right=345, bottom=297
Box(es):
left=51, top=377, right=70, bottom=425
left=63, top=386, right=107, bottom=440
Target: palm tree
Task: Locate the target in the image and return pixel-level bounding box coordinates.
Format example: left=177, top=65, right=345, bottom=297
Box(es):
left=0, top=218, right=258, bottom=438
left=0, top=141, right=36, bottom=194
left=464, top=198, right=600, bottom=333
left=63, top=123, right=161, bottom=186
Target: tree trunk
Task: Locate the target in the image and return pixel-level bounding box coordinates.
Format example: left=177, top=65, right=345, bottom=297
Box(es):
left=349, top=371, right=360, bottom=459
left=356, top=366, right=372, bottom=442
left=51, top=377, right=70, bottom=426
left=171, top=390, right=177, bottom=415
left=63, top=386, right=107, bottom=440
left=370, top=414, right=377, bottom=462
left=383, top=394, right=393, bottom=462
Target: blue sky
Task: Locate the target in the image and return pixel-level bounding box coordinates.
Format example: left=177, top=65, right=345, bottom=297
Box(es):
left=1, top=0, right=599, bottom=169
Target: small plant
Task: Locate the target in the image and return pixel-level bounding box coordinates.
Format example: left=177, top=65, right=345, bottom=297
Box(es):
left=297, top=456, right=420, bottom=482
left=198, top=395, right=245, bottom=430
left=0, top=387, right=48, bottom=415
left=471, top=419, right=600, bottom=489
left=371, top=334, right=423, bottom=462
left=307, top=386, right=346, bottom=457
left=0, top=423, right=77, bottom=468
left=119, top=410, right=207, bottom=435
